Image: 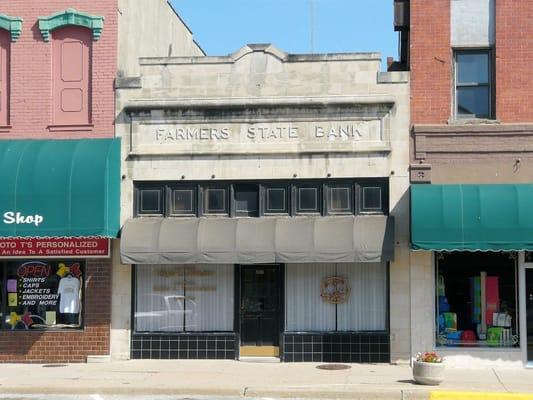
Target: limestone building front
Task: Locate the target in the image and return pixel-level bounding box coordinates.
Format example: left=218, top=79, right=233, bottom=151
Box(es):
left=114, top=45, right=410, bottom=362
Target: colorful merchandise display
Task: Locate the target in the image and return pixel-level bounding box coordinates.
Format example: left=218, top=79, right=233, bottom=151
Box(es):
left=437, top=266, right=515, bottom=348
left=2, top=260, right=84, bottom=330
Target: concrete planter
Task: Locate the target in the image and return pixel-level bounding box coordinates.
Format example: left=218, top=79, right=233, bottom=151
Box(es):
left=412, top=360, right=444, bottom=385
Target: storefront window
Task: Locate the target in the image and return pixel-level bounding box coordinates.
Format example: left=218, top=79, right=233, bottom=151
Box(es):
left=134, top=264, right=234, bottom=332
left=1, top=260, right=84, bottom=330
left=436, top=252, right=519, bottom=348
left=285, top=263, right=387, bottom=332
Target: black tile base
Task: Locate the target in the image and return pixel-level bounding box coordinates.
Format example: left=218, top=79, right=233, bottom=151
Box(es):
left=282, top=332, right=390, bottom=363
left=131, top=333, right=237, bottom=360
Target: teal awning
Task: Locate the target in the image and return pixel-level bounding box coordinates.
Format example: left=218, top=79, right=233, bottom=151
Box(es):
left=411, top=184, right=533, bottom=251
left=0, top=139, right=120, bottom=238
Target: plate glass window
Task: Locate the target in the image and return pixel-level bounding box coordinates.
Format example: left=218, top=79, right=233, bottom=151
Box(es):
left=170, top=188, right=196, bottom=216
left=265, top=187, right=288, bottom=214
left=327, top=185, right=352, bottom=214
left=296, top=185, right=321, bottom=214
left=138, top=187, right=164, bottom=215
left=204, top=187, right=228, bottom=215
left=436, top=252, right=518, bottom=348
left=361, top=187, right=382, bottom=212
left=1, top=260, right=84, bottom=330
left=234, top=185, right=259, bottom=217
left=455, top=50, right=491, bottom=119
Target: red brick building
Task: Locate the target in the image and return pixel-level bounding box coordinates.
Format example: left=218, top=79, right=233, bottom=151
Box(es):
left=0, top=1, right=119, bottom=362
left=396, top=0, right=533, bottom=367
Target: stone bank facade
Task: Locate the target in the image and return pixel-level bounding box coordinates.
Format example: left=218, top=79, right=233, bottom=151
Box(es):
left=113, top=44, right=411, bottom=362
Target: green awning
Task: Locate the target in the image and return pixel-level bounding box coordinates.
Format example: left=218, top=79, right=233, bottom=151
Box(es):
left=411, top=184, right=533, bottom=251
left=0, top=139, right=120, bottom=238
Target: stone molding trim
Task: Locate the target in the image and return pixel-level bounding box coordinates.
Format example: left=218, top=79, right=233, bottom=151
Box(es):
left=125, top=95, right=396, bottom=111
left=412, top=124, right=533, bottom=160
left=0, top=14, right=23, bottom=42
left=139, top=44, right=381, bottom=66
left=38, top=9, right=104, bottom=42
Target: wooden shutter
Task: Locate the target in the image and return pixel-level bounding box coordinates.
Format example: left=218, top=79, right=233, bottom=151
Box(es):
left=52, top=27, right=92, bottom=126
left=0, top=30, right=9, bottom=126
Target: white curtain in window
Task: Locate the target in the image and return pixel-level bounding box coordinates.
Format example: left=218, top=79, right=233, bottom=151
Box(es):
left=135, top=264, right=234, bottom=332
left=135, top=264, right=185, bottom=332
left=185, top=264, right=234, bottom=331
left=285, top=263, right=336, bottom=331
left=285, top=263, right=387, bottom=332
left=337, top=263, right=387, bottom=331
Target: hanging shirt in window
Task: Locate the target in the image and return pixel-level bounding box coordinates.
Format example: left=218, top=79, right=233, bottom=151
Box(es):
left=58, top=276, right=81, bottom=314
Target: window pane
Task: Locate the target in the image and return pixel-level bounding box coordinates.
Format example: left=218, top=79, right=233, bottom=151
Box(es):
left=457, top=86, right=490, bottom=118
left=266, top=188, right=287, bottom=213
left=205, top=188, right=226, bottom=213
left=298, top=187, right=319, bottom=212
left=140, top=189, right=162, bottom=213
left=328, top=186, right=351, bottom=213
left=337, top=263, right=387, bottom=331
left=285, top=264, right=336, bottom=331
left=172, top=189, right=194, bottom=214
left=3, top=260, right=84, bottom=330
left=436, top=252, right=518, bottom=348
left=135, top=265, right=234, bottom=332
left=184, top=265, right=234, bottom=331
left=363, top=187, right=382, bottom=210
left=234, top=185, right=258, bottom=216
left=135, top=265, right=185, bottom=332
left=457, top=52, right=489, bottom=84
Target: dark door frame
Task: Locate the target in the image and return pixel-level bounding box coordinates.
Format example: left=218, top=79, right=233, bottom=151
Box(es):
left=234, top=264, right=285, bottom=348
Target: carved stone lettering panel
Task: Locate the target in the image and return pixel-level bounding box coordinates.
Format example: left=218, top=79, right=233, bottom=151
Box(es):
left=131, top=119, right=388, bottom=155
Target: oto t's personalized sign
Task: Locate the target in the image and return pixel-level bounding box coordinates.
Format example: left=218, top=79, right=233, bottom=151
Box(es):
left=0, top=238, right=110, bottom=258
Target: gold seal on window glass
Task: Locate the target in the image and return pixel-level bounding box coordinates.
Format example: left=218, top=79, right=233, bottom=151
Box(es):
left=320, top=276, right=351, bottom=304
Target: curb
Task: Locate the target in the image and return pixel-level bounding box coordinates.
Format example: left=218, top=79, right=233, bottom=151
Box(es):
left=0, top=385, right=431, bottom=400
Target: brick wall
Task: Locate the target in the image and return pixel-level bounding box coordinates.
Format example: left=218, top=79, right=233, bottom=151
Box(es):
left=1, top=1, right=117, bottom=139
left=0, top=258, right=111, bottom=363
left=410, top=0, right=451, bottom=124
left=495, top=0, right=533, bottom=122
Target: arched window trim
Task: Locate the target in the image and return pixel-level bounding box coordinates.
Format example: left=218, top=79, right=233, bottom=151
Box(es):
left=0, top=14, right=23, bottom=42
left=38, top=9, right=104, bottom=42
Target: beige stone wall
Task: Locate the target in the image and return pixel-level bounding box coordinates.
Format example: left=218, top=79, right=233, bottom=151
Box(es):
left=117, top=0, right=204, bottom=77
left=114, top=44, right=411, bottom=362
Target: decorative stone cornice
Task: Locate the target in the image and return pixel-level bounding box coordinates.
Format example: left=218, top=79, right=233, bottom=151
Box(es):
left=38, top=9, right=104, bottom=42
left=0, top=14, right=23, bottom=42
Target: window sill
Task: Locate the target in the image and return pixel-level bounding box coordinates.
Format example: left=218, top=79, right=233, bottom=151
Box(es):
left=448, top=118, right=500, bottom=126
left=47, top=124, right=94, bottom=132
left=0, top=125, right=12, bottom=133
left=435, top=346, right=520, bottom=352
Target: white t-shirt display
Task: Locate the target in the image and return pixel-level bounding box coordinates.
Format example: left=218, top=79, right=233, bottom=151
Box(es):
left=58, top=276, right=81, bottom=314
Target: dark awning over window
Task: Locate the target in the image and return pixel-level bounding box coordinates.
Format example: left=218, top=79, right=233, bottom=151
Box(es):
left=120, top=215, right=395, bottom=264
left=411, top=184, right=533, bottom=251
left=0, top=139, right=120, bottom=238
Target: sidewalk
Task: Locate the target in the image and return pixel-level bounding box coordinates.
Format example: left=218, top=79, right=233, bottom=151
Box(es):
left=0, top=360, right=532, bottom=399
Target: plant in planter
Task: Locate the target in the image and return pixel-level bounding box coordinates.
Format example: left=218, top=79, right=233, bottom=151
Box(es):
left=412, top=352, right=445, bottom=386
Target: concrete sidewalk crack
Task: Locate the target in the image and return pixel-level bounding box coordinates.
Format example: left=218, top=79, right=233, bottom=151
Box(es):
left=492, top=368, right=510, bottom=393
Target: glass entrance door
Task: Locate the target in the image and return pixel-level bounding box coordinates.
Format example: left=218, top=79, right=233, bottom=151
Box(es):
left=240, top=265, right=281, bottom=355
left=527, top=269, right=533, bottom=362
